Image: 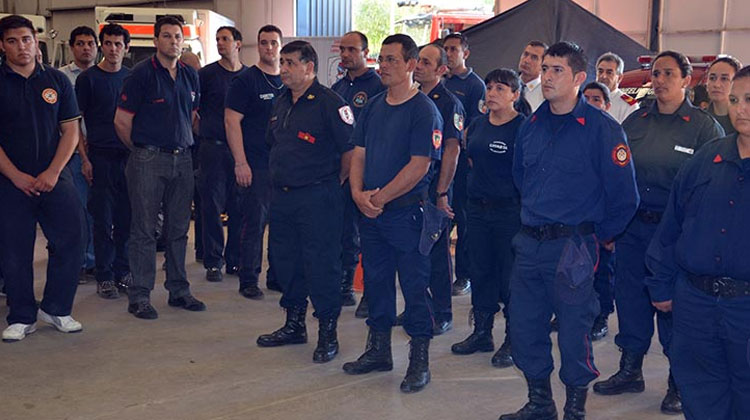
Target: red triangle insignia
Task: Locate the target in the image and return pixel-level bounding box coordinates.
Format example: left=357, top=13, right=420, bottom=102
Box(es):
left=713, top=154, right=723, bottom=163
left=641, top=112, right=648, bottom=118
left=682, top=115, right=691, bottom=122
left=576, top=117, right=585, bottom=126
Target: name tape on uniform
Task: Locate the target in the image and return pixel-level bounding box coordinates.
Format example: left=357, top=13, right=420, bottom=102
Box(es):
left=674, top=145, right=694, bottom=155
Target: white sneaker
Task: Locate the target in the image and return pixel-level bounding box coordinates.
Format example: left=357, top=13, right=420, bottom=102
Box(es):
left=38, top=309, right=82, bottom=333
left=2, top=323, right=36, bottom=342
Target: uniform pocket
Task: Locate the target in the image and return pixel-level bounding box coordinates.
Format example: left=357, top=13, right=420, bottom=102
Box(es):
left=555, top=236, right=596, bottom=305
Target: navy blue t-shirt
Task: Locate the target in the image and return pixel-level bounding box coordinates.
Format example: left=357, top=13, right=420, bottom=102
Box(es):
left=0, top=63, right=80, bottom=176
left=331, top=68, right=385, bottom=120
left=198, top=61, right=247, bottom=142
left=466, top=114, right=524, bottom=200
left=444, top=68, right=486, bottom=126
left=352, top=91, right=443, bottom=197
left=76, top=65, right=130, bottom=150
left=117, top=56, right=200, bottom=149
left=225, top=65, right=284, bottom=170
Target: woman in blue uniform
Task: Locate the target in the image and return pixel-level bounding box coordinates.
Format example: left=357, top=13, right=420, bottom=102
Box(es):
left=450, top=68, right=527, bottom=368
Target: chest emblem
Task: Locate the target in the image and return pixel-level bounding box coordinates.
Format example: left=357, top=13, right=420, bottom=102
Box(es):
left=353, top=91, right=368, bottom=107
left=260, top=93, right=275, bottom=100
left=611, top=143, right=631, bottom=167
left=42, top=88, right=58, bottom=104
left=298, top=131, right=316, bottom=144
left=432, top=129, right=443, bottom=150
left=489, top=141, right=508, bottom=154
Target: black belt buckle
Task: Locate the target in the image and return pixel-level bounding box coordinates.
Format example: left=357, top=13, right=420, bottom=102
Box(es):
left=711, top=277, right=733, bottom=297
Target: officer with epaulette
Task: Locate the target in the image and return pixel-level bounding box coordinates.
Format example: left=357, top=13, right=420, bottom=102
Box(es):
left=595, top=52, right=639, bottom=124
left=594, top=51, right=724, bottom=416
left=412, top=42, right=464, bottom=335
left=0, top=15, right=84, bottom=342
left=501, top=42, right=639, bottom=420
left=256, top=40, right=354, bottom=365
left=645, top=65, right=750, bottom=420
left=331, top=30, right=385, bottom=313
left=442, top=32, right=485, bottom=297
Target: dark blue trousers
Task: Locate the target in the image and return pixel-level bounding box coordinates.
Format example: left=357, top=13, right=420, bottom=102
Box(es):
left=341, top=180, right=361, bottom=273
left=595, top=247, right=615, bottom=315
left=237, top=169, right=272, bottom=289
left=467, top=200, right=520, bottom=320
left=67, top=152, right=95, bottom=269
left=671, top=276, right=750, bottom=420
left=509, top=232, right=600, bottom=386
left=614, top=218, right=672, bottom=356
left=429, top=223, right=453, bottom=323
left=361, top=204, right=433, bottom=338
left=270, top=179, right=343, bottom=319
left=0, top=171, right=84, bottom=324
left=452, top=153, right=470, bottom=280
left=88, top=149, right=131, bottom=283
left=198, top=141, right=240, bottom=270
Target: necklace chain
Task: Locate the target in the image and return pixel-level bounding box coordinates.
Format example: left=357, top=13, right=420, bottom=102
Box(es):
left=261, top=69, right=284, bottom=90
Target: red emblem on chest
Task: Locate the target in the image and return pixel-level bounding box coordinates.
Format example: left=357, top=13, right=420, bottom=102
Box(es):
left=297, top=131, right=316, bottom=144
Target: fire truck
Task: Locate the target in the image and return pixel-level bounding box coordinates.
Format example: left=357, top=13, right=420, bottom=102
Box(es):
left=395, top=7, right=493, bottom=45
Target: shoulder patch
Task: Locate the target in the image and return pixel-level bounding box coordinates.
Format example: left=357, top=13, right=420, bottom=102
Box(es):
left=42, top=88, right=58, bottom=104
left=454, top=113, right=464, bottom=131
left=338, top=105, right=354, bottom=125
left=611, top=143, right=631, bottom=167
left=432, top=129, right=443, bottom=150
left=621, top=93, right=637, bottom=106
left=478, top=98, right=487, bottom=114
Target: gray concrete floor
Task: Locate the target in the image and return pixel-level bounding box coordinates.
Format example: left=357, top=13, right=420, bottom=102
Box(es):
left=0, top=226, right=682, bottom=420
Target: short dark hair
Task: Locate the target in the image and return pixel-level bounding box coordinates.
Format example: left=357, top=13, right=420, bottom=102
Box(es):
left=0, top=15, right=35, bottom=41
left=421, top=43, right=447, bottom=68
left=69, top=26, right=97, bottom=47
left=281, top=40, right=318, bottom=72
left=444, top=32, right=469, bottom=50
left=733, top=65, right=750, bottom=82
left=258, top=24, right=282, bottom=42
left=154, top=16, right=183, bottom=38
left=485, top=68, right=531, bottom=115
left=99, top=23, right=130, bottom=46
left=544, top=41, right=587, bottom=74
left=527, top=40, right=549, bottom=52
left=709, top=55, right=742, bottom=75
left=217, top=26, right=242, bottom=42
left=583, top=81, right=611, bottom=104
left=653, top=50, right=692, bottom=78
left=344, top=30, right=368, bottom=51
left=382, top=33, right=419, bottom=62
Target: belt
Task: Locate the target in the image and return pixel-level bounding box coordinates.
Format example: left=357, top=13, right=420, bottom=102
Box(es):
left=687, top=274, right=750, bottom=298
left=203, top=139, right=228, bottom=147
left=277, top=179, right=327, bottom=192
left=384, top=192, right=428, bottom=212
left=134, top=144, right=189, bottom=155
left=521, top=222, right=595, bottom=241
left=469, top=197, right=519, bottom=208
left=636, top=209, right=663, bottom=224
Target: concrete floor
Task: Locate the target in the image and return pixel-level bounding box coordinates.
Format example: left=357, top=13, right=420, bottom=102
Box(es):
left=0, top=227, right=682, bottom=420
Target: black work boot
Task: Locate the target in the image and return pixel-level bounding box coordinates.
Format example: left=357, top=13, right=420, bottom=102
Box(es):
left=593, top=351, right=645, bottom=395
left=257, top=305, right=308, bottom=347
left=354, top=297, right=369, bottom=319
left=499, top=377, right=558, bottom=420
left=313, top=317, right=339, bottom=363
left=590, top=314, right=609, bottom=341
left=452, top=277, right=471, bottom=296
left=660, top=372, right=682, bottom=415
left=491, top=333, right=513, bottom=368
left=400, top=337, right=431, bottom=393
left=562, top=386, right=587, bottom=420
left=341, top=270, right=357, bottom=307
left=451, top=309, right=494, bottom=355
left=343, top=329, right=393, bottom=374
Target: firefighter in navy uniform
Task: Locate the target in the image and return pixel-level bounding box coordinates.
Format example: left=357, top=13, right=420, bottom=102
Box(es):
left=0, top=15, right=84, bottom=342
left=593, top=51, right=724, bottom=416
left=256, top=41, right=354, bottom=364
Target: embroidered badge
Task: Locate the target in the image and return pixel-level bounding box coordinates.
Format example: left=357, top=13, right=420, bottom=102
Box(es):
left=432, top=129, right=443, bottom=150
left=611, top=143, right=631, bottom=167
left=674, top=145, right=694, bottom=155
left=454, top=113, right=464, bottom=131
left=42, top=88, right=58, bottom=104
left=478, top=98, right=487, bottom=114
left=297, top=131, right=316, bottom=144
left=353, top=91, right=368, bottom=107
left=338, top=105, right=354, bottom=125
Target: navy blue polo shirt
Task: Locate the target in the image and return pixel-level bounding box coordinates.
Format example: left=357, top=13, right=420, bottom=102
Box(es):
left=0, top=63, right=80, bottom=176
left=225, top=65, right=284, bottom=170
left=267, top=79, right=354, bottom=188
left=75, top=65, right=130, bottom=150
left=624, top=99, right=725, bottom=212
left=331, top=68, right=385, bottom=120
left=645, top=134, right=750, bottom=301
left=352, top=90, right=443, bottom=197
left=444, top=67, right=486, bottom=126
left=466, top=113, right=525, bottom=200
left=512, top=94, right=640, bottom=240
left=198, top=61, right=247, bottom=142
left=117, top=55, right=200, bottom=149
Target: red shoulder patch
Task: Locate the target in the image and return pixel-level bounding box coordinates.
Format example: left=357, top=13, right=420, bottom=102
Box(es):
left=621, top=93, right=637, bottom=106
left=576, top=117, right=585, bottom=126
left=611, top=143, right=631, bottom=167
left=713, top=154, right=723, bottom=163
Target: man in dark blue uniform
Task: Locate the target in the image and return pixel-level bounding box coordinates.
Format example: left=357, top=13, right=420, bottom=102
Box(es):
left=500, top=42, right=639, bottom=420
left=225, top=25, right=285, bottom=300
left=342, top=34, right=443, bottom=393
left=197, top=26, right=246, bottom=284
left=442, top=32, right=485, bottom=296
left=114, top=16, right=205, bottom=320
left=0, top=15, right=84, bottom=342
left=75, top=23, right=132, bottom=300
left=331, top=30, right=385, bottom=312
left=255, top=41, right=354, bottom=364
left=413, top=42, right=464, bottom=335
left=645, top=65, right=750, bottom=420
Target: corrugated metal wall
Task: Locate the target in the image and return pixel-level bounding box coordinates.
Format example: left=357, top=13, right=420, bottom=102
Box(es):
left=296, top=0, right=352, bottom=37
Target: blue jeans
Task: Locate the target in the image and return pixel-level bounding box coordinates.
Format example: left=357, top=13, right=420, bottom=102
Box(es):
left=125, top=147, right=194, bottom=303
left=67, top=152, right=95, bottom=269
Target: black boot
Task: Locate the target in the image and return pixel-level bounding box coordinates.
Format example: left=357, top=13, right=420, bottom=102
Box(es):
left=341, top=270, right=357, bottom=307
left=562, top=386, right=587, bottom=420
left=342, top=329, right=393, bottom=374
left=452, top=309, right=494, bottom=355
left=499, top=377, right=558, bottom=420
left=491, top=334, right=513, bottom=368
left=400, top=337, right=430, bottom=393
left=590, top=314, right=608, bottom=341
left=395, top=310, right=405, bottom=326
left=257, top=305, right=307, bottom=347
left=660, top=372, right=682, bottom=415
left=593, top=351, right=645, bottom=395
left=354, top=297, right=369, bottom=319
left=312, top=317, right=339, bottom=363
